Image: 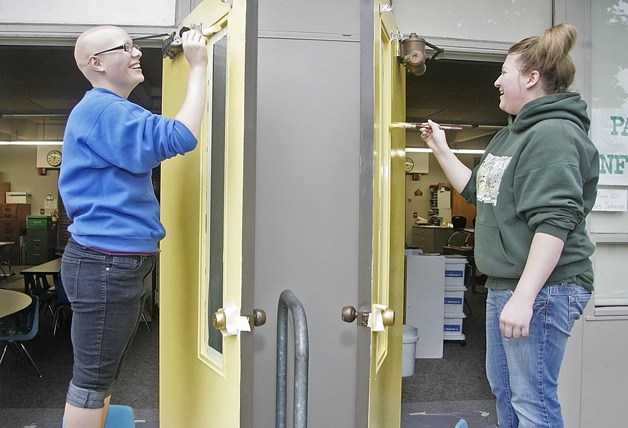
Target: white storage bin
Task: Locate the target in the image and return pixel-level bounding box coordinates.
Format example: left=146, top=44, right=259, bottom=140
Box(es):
left=444, top=255, right=467, bottom=286
left=444, top=285, right=466, bottom=313
left=443, top=312, right=466, bottom=337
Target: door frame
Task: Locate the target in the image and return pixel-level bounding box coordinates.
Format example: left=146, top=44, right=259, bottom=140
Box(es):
left=355, top=0, right=375, bottom=423
left=356, top=1, right=406, bottom=426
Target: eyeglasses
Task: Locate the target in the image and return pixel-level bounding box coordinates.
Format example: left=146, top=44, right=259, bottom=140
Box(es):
left=94, top=42, right=141, bottom=56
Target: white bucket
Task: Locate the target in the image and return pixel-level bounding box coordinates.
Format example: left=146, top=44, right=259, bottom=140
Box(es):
left=402, top=325, right=419, bottom=377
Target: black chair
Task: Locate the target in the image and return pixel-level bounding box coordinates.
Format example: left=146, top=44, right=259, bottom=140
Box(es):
left=451, top=215, right=467, bottom=230
left=0, top=296, right=42, bottom=377
left=53, top=276, right=71, bottom=336
left=0, top=242, right=14, bottom=280
left=24, top=273, right=57, bottom=320
left=446, top=230, right=473, bottom=248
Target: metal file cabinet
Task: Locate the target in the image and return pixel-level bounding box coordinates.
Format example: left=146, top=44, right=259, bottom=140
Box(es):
left=25, top=228, right=57, bottom=265
left=0, top=203, right=31, bottom=265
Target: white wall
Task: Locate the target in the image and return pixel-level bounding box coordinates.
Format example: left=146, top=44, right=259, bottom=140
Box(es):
left=0, top=0, right=176, bottom=27
left=393, top=0, right=552, bottom=53
left=0, top=146, right=60, bottom=214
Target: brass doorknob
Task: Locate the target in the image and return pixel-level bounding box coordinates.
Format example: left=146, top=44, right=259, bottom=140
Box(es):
left=342, top=305, right=395, bottom=329
left=249, top=309, right=267, bottom=328
left=382, top=308, right=395, bottom=327
left=212, top=307, right=267, bottom=333
left=211, top=308, right=227, bottom=331
left=341, top=305, right=357, bottom=323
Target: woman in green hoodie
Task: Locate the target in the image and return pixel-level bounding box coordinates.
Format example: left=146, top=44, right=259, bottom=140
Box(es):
left=421, top=23, right=598, bottom=428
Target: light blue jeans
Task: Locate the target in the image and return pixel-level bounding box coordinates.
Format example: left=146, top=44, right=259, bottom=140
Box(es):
left=485, top=284, right=591, bottom=428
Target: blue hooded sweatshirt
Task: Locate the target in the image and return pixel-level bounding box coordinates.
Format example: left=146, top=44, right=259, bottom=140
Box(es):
left=59, top=88, right=198, bottom=253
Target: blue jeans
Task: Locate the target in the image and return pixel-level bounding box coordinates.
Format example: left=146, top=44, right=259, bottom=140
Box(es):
left=485, top=284, right=590, bottom=428
left=61, top=239, right=155, bottom=408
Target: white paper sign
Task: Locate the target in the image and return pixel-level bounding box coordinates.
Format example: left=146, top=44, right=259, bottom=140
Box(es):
left=592, top=108, right=628, bottom=186
left=593, top=189, right=628, bottom=212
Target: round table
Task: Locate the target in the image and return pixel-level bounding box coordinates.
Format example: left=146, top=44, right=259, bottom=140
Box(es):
left=0, top=289, right=32, bottom=318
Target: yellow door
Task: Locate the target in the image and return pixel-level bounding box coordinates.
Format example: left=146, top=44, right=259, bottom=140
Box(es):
left=159, top=0, right=258, bottom=426
left=369, top=2, right=406, bottom=425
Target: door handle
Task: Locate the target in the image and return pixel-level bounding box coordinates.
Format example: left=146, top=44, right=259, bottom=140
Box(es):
left=341, top=304, right=395, bottom=331
left=212, top=306, right=267, bottom=336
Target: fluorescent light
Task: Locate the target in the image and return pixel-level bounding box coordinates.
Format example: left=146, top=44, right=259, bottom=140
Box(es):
left=406, top=148, right=432, bottom=153
left=406, top=147, right=485, bottom=155
left=451, top=149, right=485, bottom=154
left=0, top=141, right=63, bottom=146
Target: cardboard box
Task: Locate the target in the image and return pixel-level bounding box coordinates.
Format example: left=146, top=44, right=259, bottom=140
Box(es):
left=6, top=192, right=32, bottom=204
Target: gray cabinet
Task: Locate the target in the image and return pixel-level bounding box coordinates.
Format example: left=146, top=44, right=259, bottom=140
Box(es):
left=405, top=254, right=445, bottom=358
left=25, top=229, right=57, bottom=265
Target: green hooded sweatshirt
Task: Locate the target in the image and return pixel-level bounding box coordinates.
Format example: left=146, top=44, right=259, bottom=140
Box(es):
left=462, top=92, right=599, bottom=290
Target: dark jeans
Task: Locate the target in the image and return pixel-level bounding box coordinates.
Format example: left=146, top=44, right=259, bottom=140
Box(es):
left=61, top=239, right=155, bottom=408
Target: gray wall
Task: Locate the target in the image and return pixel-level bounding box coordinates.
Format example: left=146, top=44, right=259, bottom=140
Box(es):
left=253, top=1, right=361, bottom=425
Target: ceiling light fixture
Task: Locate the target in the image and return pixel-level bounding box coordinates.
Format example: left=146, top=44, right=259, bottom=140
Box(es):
left=0, top=141, right=63, bottom=146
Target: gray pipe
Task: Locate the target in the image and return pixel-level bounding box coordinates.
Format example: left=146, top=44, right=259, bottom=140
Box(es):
left=276, top=289, right=309, bottom=428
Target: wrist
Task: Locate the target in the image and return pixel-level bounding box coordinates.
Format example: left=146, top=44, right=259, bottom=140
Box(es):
left=513, top=285, right=539, bottom=305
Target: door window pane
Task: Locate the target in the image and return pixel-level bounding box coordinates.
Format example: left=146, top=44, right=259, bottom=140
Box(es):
left=207, top=34, right=227, bottom=353
left=590, top=0, right=628, bottom=307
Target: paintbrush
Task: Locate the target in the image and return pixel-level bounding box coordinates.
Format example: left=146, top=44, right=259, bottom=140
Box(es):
left=389, top=122, right=463, bottom=131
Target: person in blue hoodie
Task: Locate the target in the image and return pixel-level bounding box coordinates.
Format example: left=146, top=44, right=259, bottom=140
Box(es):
left=421, top=23, right=598, bottom=428
left=58, top=25, right=207, bottom=428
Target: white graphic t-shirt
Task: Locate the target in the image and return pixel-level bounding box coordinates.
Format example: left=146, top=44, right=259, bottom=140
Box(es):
left=476, top=154, right=512, bottom=206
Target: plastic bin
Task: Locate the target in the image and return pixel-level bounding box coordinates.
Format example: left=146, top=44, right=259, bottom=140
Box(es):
left=444, top=255, right=467, bottom=286
left=444, top=285, right=467, bottom=313
left=402, top=325, right=419, bottom=377
left=443, top=312, right=466, bottom=342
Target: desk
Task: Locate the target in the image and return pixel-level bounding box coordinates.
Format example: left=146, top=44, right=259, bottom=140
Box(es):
left=412, top=226, right=457, bottom=253
left=21, top=258, right=62, bottom=294
left=0, top=289, right=32, bottom=318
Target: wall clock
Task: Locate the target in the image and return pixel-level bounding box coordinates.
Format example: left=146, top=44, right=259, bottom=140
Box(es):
left=405, top=156, right=414, bottom=172
left=47, top=149, right=62, bottom=167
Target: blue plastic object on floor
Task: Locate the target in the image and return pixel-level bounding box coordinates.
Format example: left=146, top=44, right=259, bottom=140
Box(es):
left=455, top=419, right=469, bottom=428
left=62, top=405, right=135, bottom=428
left=105, top=405, right=135, bottom=428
